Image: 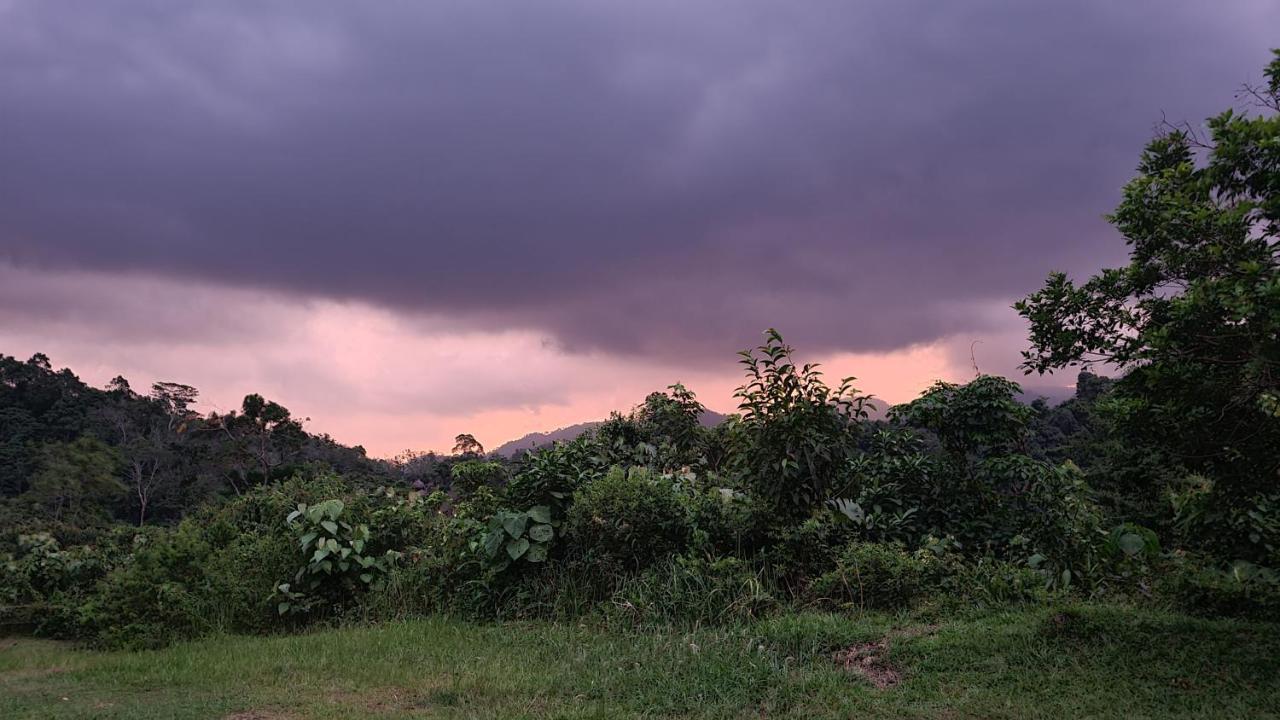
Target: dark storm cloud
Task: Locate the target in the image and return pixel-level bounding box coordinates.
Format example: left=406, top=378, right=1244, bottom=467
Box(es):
left=1, top=0, right=1276, bottom=360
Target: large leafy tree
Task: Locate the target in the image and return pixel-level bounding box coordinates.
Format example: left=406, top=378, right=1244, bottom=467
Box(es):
left=1017, top=52, right=1280, bottom=504
left=97, top=381, right=203, bottom=524
left=209, top=394, right=306, bottom=494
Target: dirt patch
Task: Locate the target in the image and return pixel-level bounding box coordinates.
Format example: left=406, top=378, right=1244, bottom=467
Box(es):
left=833, top=640, right=901, bottom=689
left=832, top=624, right=936, bottom=689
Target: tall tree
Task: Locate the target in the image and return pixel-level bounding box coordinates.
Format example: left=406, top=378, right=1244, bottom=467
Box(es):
left=210, top=394, right=306, bottom=492
left=452, top=433, right=484, bottom=457
left=1017, top=51, right=1280, bottom=554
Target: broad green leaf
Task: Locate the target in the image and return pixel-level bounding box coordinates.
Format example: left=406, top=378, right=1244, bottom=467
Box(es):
left=526, top=543, right=548, bottom=562
left=528, top=505, right=552, bottom=524
left=528, top=523, right=554, bottom=542
left=506, top=537, right=530, bottom=560
left=1117, top=533, right=1146, bottom=557
left=503, top=513, right=529, bottom=538
left=483, top=529, right=505, bottom=558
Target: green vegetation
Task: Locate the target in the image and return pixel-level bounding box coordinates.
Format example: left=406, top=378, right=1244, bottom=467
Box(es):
left=2, top=46, right=1280, bottom=720
left=2, top=605, right=1277, bottom=719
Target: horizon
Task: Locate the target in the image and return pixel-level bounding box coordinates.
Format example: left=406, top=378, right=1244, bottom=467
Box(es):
left=2, top=1, right=1275, bottom=457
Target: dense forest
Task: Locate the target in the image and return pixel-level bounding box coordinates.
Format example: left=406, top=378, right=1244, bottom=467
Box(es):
left=2, top=52, right=1278, bottom=652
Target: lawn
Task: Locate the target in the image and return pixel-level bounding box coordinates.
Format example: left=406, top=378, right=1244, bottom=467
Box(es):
left=2, top=604, right=1277, bottom=719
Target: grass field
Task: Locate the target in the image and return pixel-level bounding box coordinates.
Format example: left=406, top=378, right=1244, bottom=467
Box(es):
left=2, top=604, right=1277, bottom=719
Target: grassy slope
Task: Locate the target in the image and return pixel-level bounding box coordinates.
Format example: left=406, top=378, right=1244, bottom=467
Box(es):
left=2, top=604, right=1277, bottom=719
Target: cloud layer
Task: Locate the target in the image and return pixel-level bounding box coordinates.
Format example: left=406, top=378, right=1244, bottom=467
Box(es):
left=0, top=2, right=1275, bottom=450
left=5, top=1, right=1276, bottom=358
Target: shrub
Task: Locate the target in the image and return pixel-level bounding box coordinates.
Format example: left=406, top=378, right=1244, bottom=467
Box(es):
left=609, top=554, right=778, bottom=626
left=78, top=528, right=215, bottom=649
left=810, top=541, right=941, bottom=610
left=937, top=555, right=1054, bottom=608
left=450, top=460, right=507, bottom=496
left=1160, top=556, right=1280, bottom=619
left=275, top=499, right=401, bottom=616
left=505, top=437, right=600, bottom=515
left=365, top=514, right=486, bottom=619
left=728, top=329, right=873, bottom=521
left=565, top=466, right=689, bottom=570
left=1171, top=479, right=1280, bottom=567
left=989, top=458, right=1105, bottom=587
left=0, top=532, right=114, bottom=636
left=678, top=479, right=763, bottom=555
left=476, top=505, right=558, bottom=568
left=764, top=516, right=858, bottom=594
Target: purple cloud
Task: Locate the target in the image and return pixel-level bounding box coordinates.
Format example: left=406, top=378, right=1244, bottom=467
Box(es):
left=2, top=0, right=1276, bottom=361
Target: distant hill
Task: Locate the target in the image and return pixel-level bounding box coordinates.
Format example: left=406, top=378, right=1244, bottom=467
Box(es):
left=492, top=420, right=604, bottom=457
left=1017, top=383, right=1077, bottom=406
left=493, top=409, right=728, bottom=457
left=494, top=386, right=1080, bottom=457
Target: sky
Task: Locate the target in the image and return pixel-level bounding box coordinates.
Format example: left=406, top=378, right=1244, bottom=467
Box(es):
left=1, top=1, right=1277, bottom=457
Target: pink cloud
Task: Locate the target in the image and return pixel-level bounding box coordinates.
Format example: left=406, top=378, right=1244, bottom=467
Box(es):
left=1, top=262, right=1031, bottom=457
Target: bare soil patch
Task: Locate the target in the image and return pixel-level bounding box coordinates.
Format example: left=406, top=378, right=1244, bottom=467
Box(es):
left=832, top=624, right=938, bottom=689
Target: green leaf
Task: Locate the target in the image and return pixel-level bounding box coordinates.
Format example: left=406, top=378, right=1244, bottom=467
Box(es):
left=482, top=529, right=505, bottom=558
left=321, top=520, right=338, bottom=534
left=503, top=513, right=529, bottom=538
left=528, top=523, right=554, bottom=542
left=506, top=537, right=530, bottom=560
left=1117, top=533, right=1146, bottom=557
left=527, top=505, right=552, bottom=524
left=525, top=543, right=548, bottom=563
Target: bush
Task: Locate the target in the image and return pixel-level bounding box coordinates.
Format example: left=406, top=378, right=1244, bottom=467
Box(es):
left=476, top=505, right=558, bottom=568
left=565, top=466, right=690, bottom=570
left=678, top=480, right=763, bottom=556
left=728, top=329, right=872, bottom=521
left=609, top=554, right=778, bottom=626
left=810, top=541, right=941, bottom=610
left=0, top=532, right=115, bottom=636
left=505, top=437, right=600, bottom=516
left=75, top=474, right=371, bottom=647
left=988, top=458, right=1105, bottom=587
left=1160, top=556, right=1280, bottom=619
left=78, top=527, right=215, bottom=649
left=937, top=555, right=1054, bottom=608
left=450, top=460, right=507, bottom=496
left=274, top=499, right=401, bottom=617
left=364, top=514, right=486, bottom=619
left=764, top=515, right=858, bottom=593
